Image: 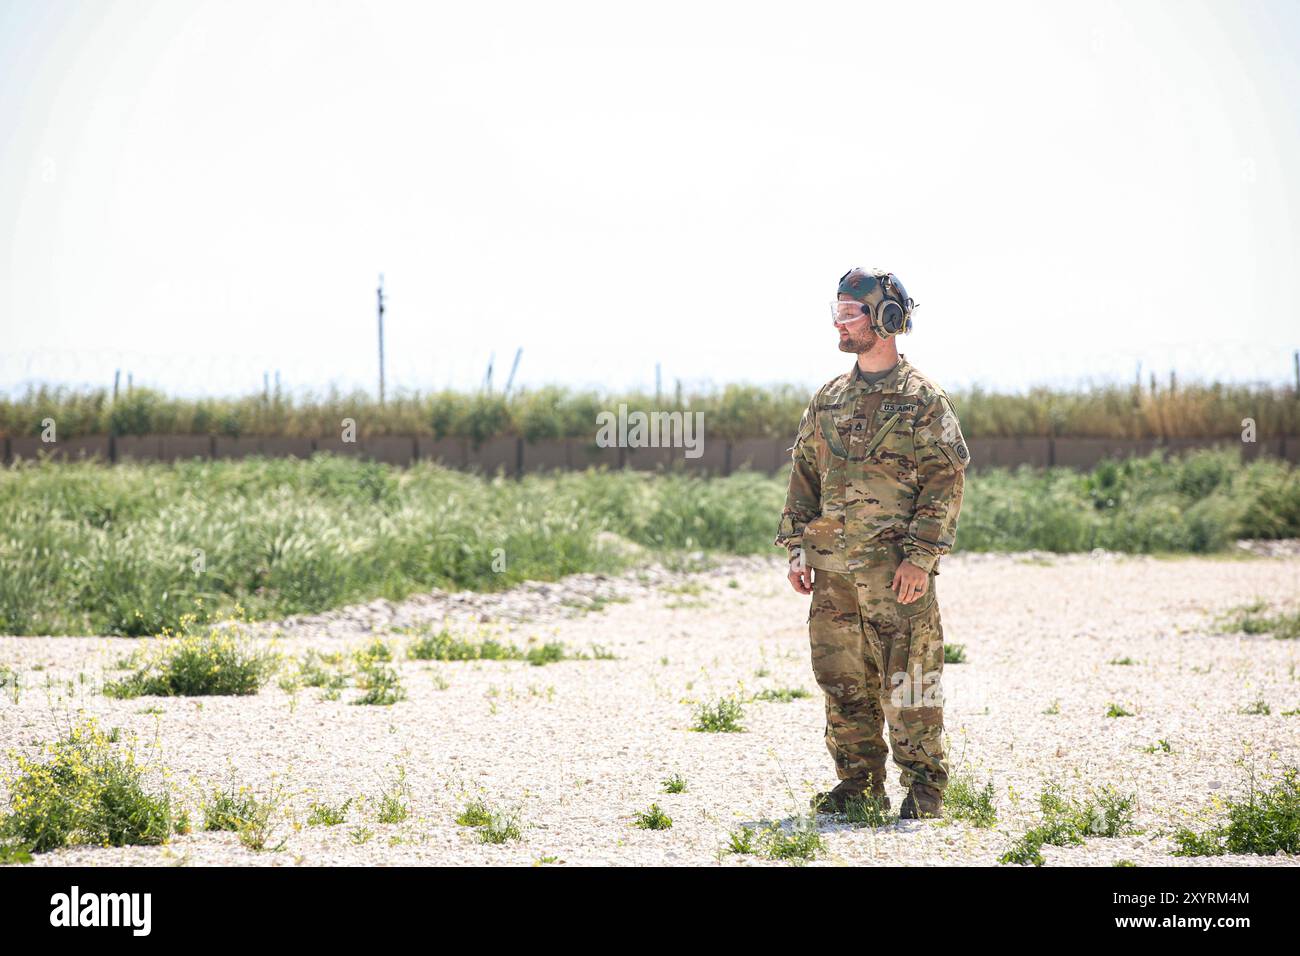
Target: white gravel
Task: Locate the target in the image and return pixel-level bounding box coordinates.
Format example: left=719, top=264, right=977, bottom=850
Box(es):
left=1, top=548, right=1298, bottom=867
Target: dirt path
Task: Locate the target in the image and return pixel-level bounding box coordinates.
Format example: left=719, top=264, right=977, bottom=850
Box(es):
left=2, top=551, right=1298, bottom=866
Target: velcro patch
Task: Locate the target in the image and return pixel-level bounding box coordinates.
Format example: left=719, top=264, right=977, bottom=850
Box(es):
left=881, top=402, right=917, bottom=414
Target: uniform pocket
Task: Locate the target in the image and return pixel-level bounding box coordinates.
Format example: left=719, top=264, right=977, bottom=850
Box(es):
left=904, top=602, right=945, bottom=709
left=883, top=625, right=911, bottom=694
left=858, top=412, right=900, bottom=461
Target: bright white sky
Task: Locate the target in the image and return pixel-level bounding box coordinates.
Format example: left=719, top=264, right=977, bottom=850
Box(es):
left=1, top=0, right=1297, bottom=399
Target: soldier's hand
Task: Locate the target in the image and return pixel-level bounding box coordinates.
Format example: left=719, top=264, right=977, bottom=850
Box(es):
left=787, top=552, right=813, bottom=594
left=891, top=560, right=929, bottom=605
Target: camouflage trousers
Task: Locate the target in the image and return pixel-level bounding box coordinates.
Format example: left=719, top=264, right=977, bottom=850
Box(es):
left=807, top=547, right=949, bottom=794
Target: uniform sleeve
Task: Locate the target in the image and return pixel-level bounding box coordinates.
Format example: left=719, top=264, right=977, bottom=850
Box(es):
left=773, top=397, right=821, bottom=554
left=904, top=392, right=970, bottom=572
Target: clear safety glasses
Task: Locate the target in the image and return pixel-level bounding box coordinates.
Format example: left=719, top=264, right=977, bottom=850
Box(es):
left=830, top=300, right=869, bottom=326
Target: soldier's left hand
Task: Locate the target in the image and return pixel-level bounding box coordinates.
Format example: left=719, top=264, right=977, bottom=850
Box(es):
left=891, top=560, right=929, bottom=605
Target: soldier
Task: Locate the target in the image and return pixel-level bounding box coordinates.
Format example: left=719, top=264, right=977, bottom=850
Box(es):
left=774, top=267, right=969, bottom=820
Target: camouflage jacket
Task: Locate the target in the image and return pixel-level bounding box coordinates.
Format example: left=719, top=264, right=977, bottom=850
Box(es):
left=774, top=354, right=969, bottom=573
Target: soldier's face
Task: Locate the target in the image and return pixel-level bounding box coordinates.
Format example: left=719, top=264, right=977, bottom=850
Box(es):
left=835, top=294, right=879, bottom=354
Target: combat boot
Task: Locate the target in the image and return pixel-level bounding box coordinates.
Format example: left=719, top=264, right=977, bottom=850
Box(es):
left=811, top=778, right=890, bottom=814
left=899, top=783, right=943, bottom=819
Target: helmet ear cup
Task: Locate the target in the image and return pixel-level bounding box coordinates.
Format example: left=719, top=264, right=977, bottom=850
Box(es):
left=877, top=300, right=904, bottom=336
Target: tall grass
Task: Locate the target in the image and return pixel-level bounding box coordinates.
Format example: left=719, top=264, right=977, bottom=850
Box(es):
left=0, top=718, right=179, bottom=854
left=958, top=449, right=1299, bottom=553
left=0, top=455, right=781, bottom=635
left=3, top=380, right=1296, bottom=440
left=0, top=449, right=1295, bottom=636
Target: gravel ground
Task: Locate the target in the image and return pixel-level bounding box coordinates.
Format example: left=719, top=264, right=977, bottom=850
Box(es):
left=2, top=548, right=1298, bottom=867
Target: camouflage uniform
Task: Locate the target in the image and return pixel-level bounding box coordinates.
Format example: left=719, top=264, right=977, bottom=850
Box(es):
left=774, top=353, right=969, bottom=803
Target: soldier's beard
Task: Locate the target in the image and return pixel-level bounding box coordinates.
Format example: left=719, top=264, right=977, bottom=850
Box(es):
left=837, top=326, right=879, bottom=354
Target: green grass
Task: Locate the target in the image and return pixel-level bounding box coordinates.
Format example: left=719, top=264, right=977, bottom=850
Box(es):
left=1171, top=766, right=1300, bottom=857
left=456, top=799, right=493, bottom=828
left=842, top=793, right=894, bottom=828
left=752, top=687, right=812, bottom=703
left=525, top=642, right=567, bottom=666
left=957, top=449, right=1300, bottom=554
left=478, top=812, right=522, bottom=844
left=0, top=719, right=179, bottom=855
left=945, top=774, right=998, bottom=828
left=0, top=457, right=781, bottom=636
left=1, top=448, right=1297, bottom=636
left=999, top=783, right=1138, bottom=866
left=1105, top=702, right=1135, bottom=718
left=662, top=774, right=688, bottom=794
left=102, top=624, right=277, bottom=698
left=403, top=626, right=569, bottom=666
left=203, top=786, right=258, bottom=832
left=455, top=796, right=523, bottom=843
left=306, top=798, right=352, bottom=826
left=352, top=660, right=406, bottom=706
left=726, top=825, right=758, bottom=855
left=727, top=816, right=825, bottom=864
left=944, top=644, right=967, bottom=664
left=691, top=698, right=746, bottom=733
left=1216, top=603, right=1300, bottom=640
left=633, top=804, right=673, bottom=830
left=375, top=768, right=411, bottom=824
left=559, top=594, right=632, bottom=615
left=198, top=782, right=287, bottom=850
left=662, top=581, right=707, bottom=597
left=283, top=649, right=350, bottom=691
left=356, top=638, right=393, bottom=662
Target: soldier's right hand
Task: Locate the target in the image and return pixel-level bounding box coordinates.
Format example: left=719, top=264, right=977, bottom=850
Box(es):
left=787, top=552, right=813, bottom=594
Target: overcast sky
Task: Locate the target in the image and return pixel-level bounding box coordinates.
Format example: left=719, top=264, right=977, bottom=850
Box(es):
left=2, top=0, right=1297, bottom=399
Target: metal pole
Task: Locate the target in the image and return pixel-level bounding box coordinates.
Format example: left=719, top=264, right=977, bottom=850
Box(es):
left=377, top=274, right=386, bottom=405
left=504, top=347, right=522, bottom=396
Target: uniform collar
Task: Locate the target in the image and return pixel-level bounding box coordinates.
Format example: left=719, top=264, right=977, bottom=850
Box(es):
left=845, top=353, right=912, bottom=396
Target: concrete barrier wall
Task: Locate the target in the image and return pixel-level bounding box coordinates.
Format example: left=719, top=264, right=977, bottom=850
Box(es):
left=731, top=438, right=789, bottom=474
left=965, top=437, right=1052, bottom=470
left=568, top=440, right=621, bottom=471
left=6, top=435, right=112, bottom=463
left=213, top=436, right=316, bottom=459
left=466, top=437, right=521, bottom=476
left=1047, top=437, right=1249, bottom=470
left=315, top=436, right=417, bottom=466
left=3, top=434, right=1295, bottom=472
left=116, top=434, right=215, bottom=462
left=416, top=437, right=468, bottom=468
